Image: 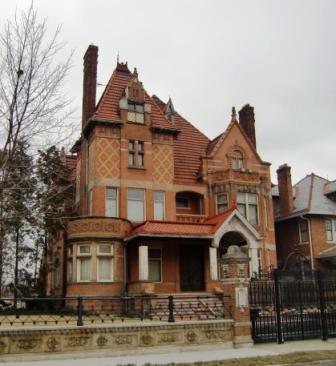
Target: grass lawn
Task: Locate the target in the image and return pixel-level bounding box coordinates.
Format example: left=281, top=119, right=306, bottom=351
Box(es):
left=117, top=350, right=336, bottom=366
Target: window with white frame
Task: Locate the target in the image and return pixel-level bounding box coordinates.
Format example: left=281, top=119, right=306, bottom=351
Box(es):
left=299, top=219, right=309, bottom=244
left=216, top=193, right=228, bottom=213
left=127, top=188, right=145, bottom=221
left=106, top=187, right=118, bottom=217
left=67, top=246, right=73, bottom=283
left=77, top=244, right=91, bottom=282
left=325, top=218, right=336, bottom=242
left=237, top=192, right=258, bottom=225
left=148, top=248, right=162, bottom=282
left=154, top=191, right=165, bottom=220
left=128, top=102, right=144, bottom=124
left=97, top=244, right=114, bottom=281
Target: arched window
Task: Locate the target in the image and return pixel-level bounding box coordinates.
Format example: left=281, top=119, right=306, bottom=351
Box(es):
left=231, top=150, right=244, bottom=170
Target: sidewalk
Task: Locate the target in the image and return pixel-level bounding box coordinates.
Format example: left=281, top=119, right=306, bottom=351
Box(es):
left=1, top=338, right=336, bottom=366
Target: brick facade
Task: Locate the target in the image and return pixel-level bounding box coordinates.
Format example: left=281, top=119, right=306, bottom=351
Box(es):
left=46, top=45, right=277, bottom=297
left=273, top=165, right=336, bottom=272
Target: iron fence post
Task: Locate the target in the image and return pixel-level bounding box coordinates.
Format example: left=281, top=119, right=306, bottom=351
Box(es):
left=316, top=270, right=328, bottom=341
left=168, top=295, right=175, bottom=323
left=76, top=296, right=84, bottom=326
left=274, top=269, right=284, bottom=344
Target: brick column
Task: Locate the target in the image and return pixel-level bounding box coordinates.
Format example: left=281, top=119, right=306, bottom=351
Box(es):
left=221, top=245, right=252, bottom=348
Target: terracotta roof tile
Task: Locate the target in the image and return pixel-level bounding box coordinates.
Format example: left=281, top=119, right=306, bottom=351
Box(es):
left=172, top=112, right=210, bottom=184
left=129, top=207, right=237, bottom=238
left=131, top=220, right=215, bottom=237
left=93, top=66, right=177, bottom=131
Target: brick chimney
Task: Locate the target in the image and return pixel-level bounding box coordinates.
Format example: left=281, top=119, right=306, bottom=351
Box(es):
left=239, top=104, right=256, bottom=149
left=82, top=44, right=98, bottom=129
left=277, top=164, right=294, bottom=216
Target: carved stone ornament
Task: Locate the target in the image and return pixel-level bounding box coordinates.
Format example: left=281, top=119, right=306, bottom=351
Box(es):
left=66, top=336, right=89, bottom=348
left=16, top=338, right=40, bottom=350
left=186, top=331, right=198, bottom=343
left=141, top=333, right=153, bottom=346
left=114, top=334, right=133, bottom=345
left=159, top=332, right=176, bottom=343
left=46, top=336, right=60, bottom=352
left=0, top=339, right=7, bottom=353
left=237, top=263, right=246, bottom=278
left=221, top=263, right=229, bottom=278
left=96, top=335, right=108, bottom=347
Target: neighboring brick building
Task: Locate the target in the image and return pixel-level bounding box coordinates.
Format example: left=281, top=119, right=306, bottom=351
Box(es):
left=46, top=45, right=277, bottom=297
left=273, top=164, right=336, bottom=272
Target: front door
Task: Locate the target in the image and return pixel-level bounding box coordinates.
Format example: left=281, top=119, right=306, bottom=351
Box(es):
left=180, top=245, right=205, bottom=291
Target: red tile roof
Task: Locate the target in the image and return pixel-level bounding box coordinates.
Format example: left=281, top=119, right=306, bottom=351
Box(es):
left=173, top=112, right=210, bottom=184
left=131, top=220, right=215, bottom=237
left=129, top=206, right=237, bottom=238
left=93, top=64, right=177, bottom=131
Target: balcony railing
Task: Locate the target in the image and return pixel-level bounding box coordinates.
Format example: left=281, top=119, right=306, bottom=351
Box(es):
left=175, top=214, right=207, bottom=223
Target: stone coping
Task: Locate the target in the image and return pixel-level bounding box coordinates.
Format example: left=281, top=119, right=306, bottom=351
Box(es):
left=0, top=319, right=234, bottom=335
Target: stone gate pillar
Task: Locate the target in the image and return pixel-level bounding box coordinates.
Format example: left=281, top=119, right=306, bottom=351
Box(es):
left=221, top=245, right=252, bottom=348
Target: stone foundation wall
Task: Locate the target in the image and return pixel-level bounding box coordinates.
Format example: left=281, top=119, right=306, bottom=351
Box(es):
left=0, top=320, right=234, bottom=357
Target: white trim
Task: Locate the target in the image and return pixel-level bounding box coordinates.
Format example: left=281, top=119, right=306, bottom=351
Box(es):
left=212, top=209, right=262, bottom=248
left=209, top=247, right=218, bottom=281
left=139, top=245, right=149, bottom=281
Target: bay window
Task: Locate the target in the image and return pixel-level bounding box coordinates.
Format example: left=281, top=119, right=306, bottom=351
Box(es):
left=97, top=244, right=114, bottom=281
left=237, top=192, right=258, bottom=225
left=77, top=244, right=91, bottom=282
left=216, top=193, right=228, bottom=213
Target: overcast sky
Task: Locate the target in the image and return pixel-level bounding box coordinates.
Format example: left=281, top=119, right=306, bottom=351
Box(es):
left=1, top=0, right=335, bottom=184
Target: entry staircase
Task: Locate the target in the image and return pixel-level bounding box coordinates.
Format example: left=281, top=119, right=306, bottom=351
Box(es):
left=147, top=293, right=231, bottom=321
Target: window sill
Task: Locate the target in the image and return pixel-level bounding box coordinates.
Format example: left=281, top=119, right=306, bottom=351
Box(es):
left=127, top=121, right=145, bottom=126
left=128, top=165, right=146, bottom=170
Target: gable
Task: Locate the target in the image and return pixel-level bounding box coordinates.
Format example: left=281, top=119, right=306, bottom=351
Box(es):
left=210, top=121, right=266, bottom=171
left=212, top=209, right=262, bottom=248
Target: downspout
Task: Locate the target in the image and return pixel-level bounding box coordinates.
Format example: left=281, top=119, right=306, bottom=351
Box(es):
left=300, top=215, right=314, bottom=270
left=123, top=240, right=128, bottom=295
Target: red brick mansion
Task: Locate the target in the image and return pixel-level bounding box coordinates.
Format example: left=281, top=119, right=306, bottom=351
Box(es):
left=46, top=45, right=277, bottom=297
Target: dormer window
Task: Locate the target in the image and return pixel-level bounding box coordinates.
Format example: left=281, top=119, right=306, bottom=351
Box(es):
left=128, top=102, right=144, bottom=124
left=232, top=150, right=244, bottom=170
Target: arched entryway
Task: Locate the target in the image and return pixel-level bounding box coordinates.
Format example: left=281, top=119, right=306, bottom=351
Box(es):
left=218, top=230, right=259, bottom=277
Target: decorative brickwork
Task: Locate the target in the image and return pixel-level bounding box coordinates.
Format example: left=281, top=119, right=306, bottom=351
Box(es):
left=96, top=138, right=120, bottom=178
left=152, top=144, right=174, bottom=184
left=68, top=218, right=131, bottom=239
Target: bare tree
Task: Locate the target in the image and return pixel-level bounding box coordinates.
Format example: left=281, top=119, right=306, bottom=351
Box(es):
left=0, top=3, right=75, bottom=294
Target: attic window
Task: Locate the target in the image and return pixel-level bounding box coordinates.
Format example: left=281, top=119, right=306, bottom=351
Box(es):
left=128, top=102, right=144, bottom=124
left=231, top=150, right=244, bottom=170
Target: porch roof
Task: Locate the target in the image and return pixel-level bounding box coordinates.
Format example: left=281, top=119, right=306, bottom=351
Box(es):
left=126, top=206, right=240, bottom=241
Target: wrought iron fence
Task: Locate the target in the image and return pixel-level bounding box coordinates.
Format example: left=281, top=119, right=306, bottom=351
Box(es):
left=249, top=269, right=336, bottom=343
left=0, top=294, right=230, bottom=327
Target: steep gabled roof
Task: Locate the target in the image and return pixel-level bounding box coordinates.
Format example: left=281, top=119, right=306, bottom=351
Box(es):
left=206, top=119, right=268, bottom=165
left=152, top=95, right=210, bottom=183
left=173, top=111, right=210, bottom=184
left=93, top=64, right=177, bottom=131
